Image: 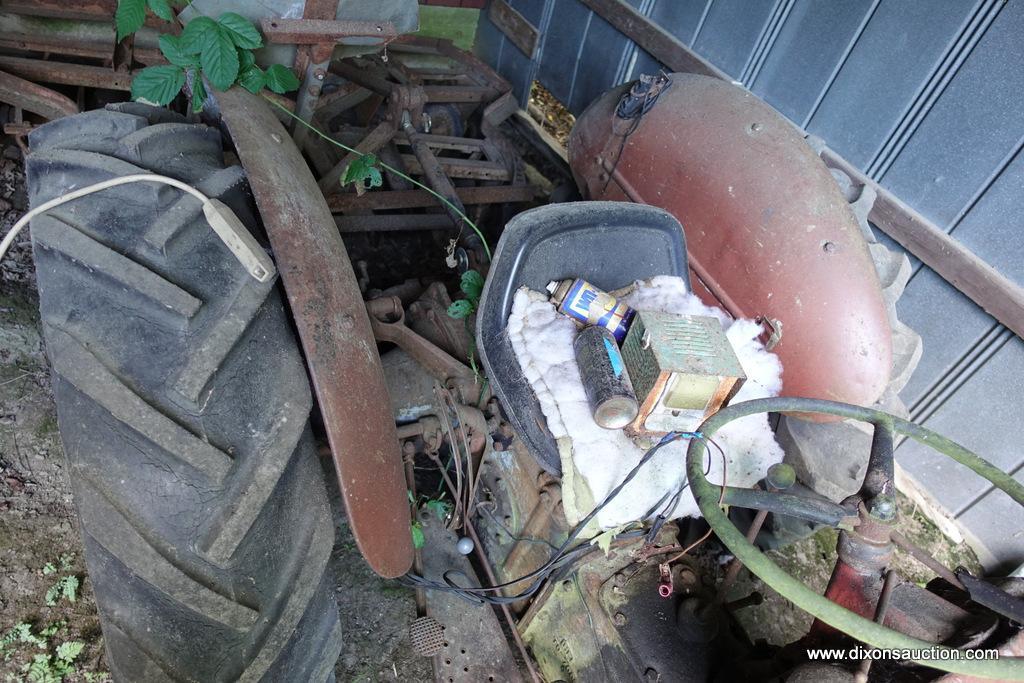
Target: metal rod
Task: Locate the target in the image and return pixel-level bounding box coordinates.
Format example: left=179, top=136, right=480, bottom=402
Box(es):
left=854, top=569, right=897, bottom=683
left=890, top=530, right=964, bottom=590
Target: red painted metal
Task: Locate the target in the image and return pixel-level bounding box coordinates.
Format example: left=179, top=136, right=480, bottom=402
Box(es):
left=569, top=74, right=893, bottom=411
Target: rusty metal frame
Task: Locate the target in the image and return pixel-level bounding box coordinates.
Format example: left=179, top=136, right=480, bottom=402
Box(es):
left=0, top=69, right=77, bottom=120
left=217, top=87, right=414, bottom=579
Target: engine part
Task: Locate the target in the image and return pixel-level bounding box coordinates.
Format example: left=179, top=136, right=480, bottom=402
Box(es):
left=26, top=104, right=342, bottom=681
left=570, top=74, right=893, bottom=413
left=476, top=201, right=691, bottom=474
left=574, top=325, right=639, bottom=429
left=548, top=277, right=636, bottom=342
left=620, top=311, right=744, bottom=435
left=686, top=397, right=1024, bottom=680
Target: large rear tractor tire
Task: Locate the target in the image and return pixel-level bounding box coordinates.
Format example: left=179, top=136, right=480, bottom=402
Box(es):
left=25, top=104, right=342, bottom=682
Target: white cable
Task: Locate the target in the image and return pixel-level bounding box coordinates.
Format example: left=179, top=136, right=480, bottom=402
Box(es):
left=0, top=173, right=275, bottom=282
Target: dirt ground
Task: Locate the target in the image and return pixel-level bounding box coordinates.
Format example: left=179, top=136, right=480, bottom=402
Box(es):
left=0, top=145, right=428, bottom=682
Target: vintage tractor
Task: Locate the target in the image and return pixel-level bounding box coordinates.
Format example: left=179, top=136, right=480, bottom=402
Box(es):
left=2, top=1, right=1023, bottom=681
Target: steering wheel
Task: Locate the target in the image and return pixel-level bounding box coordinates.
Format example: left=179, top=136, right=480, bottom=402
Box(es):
left=686, top=397, right=1024, bottom=680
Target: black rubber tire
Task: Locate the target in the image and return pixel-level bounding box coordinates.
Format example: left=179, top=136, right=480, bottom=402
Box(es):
left=25, top=104, right=342, bottom=682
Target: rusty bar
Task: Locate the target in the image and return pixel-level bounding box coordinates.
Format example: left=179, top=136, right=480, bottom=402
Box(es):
left=318, top=119, right=396, bottom=193
left=216, top=87, right=413, bottom=579
left=401, top=112, right=470, bottom=233
left=0, top=69, right=78, bottom=119
left=328, top=59, right=393, bottom=97
left=260, top=17, right=397, bottom=44
left=335, top=213, right=452, bottom=232
left=0, top=56, right=133, bottom=91
left=398, top=154, right=510, bottom=181
left=0, top=0, right=170, bottom=27
left=328, top=184, right=537, bottom=212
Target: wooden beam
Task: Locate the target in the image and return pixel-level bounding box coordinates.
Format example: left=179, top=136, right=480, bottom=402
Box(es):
left=577, top=0, right=728, bottom=81
left=328, top=184, right=538, bottom=212
left=488, top=0, right=539, bottom=59
left=577, top=0, right=1024, bottom=338
left=822, top=151, right=1024, bottom=339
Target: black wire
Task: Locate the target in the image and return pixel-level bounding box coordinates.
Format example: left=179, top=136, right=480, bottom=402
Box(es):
left=400, top=431, right=710, bottom=605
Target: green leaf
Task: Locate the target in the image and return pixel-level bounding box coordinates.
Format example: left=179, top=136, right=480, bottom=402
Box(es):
left=460, top=270, right=484, bottom=303
left=146, top=0, right=173, bottom=21
left=115, top=0, right=146, bottom=42
left=218, top=12, right=262, bottom=49
left=42, top=562, right=56, bottom=576
left=130, top=65, right=185, bottom=105
left=180, top=16, right=218, bottom=54
left=44, top=584, right=60, bottom=607
left=237, top=64, right=266, bottom=94
left=410, top=521, right=425, bottom=549
left=190, top=74, right=206, bottom=113
left=60, top=576, right=79, bottom=603
left=264, top=63, right=300, bottom=94
left=158, top=34, right=196, bottom=68
left=238, top=48, right=256, bottom=70
left=447, top=299, right=474, bottom=319
left=199, top=26, right=240, bottom=91
left=424, top=498, right=451, bottom=521
left=342, top=153, right=382, bottom=190
left=55, top=641, right=84, bottom=664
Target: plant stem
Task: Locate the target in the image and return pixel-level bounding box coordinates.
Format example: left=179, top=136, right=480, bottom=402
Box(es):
left=261, top=94, right=492, bottom=260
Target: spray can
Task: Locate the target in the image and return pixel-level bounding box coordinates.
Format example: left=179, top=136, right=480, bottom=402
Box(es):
left=573, top=325, right=639, bottom=429
left=547, top=278, right=635, bottom=343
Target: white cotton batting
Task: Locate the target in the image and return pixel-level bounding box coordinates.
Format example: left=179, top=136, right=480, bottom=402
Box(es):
left=507, top=275, right=785, bottom=529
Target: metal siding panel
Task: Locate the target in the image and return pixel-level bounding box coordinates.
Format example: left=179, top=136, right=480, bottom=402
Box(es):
left=537, top=0, right=592, bottom=106
left=691, top=0, right=780, bottom=79
left=647, top=0, right=711, bottom=46
left=749, top=0, right=874, bottom=124
left=897, top=267, right=992, bottom=407
left=896, top=337, right=1024, bottom=521
left=474, top=7, right=506, bottom=71
left=567, top=7, right=637, bottom=112
left=948, top=147, right=1024, bottom=285
left=806, top=0, right=980, bottom=169
left=879, top=0, right=1024, bottom=227
left=498, top=35, right=536, bottom=103
left=956, top=463, right=1024, bottom=571
left=508, top=0, right=546, bottom=26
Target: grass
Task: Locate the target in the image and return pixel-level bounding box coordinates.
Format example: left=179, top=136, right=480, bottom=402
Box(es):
left=415, top=6, right=480, bottom=51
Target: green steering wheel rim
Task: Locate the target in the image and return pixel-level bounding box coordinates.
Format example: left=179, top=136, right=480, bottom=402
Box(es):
left=686, top=397, right=1024, bottom=680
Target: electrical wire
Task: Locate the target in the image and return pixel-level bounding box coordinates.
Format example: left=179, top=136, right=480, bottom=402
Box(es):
left=0, top=175, right=206, bottom=264
left=0, top=174, right=271, bottom=282
left=401, top=430, right=712, bottom=605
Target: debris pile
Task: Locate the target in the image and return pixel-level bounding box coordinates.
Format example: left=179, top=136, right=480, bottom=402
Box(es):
left=509, top=275, right=784, bottom=528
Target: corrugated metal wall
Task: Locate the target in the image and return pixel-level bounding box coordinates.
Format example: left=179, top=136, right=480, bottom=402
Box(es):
left=476, top=0, right=1024, bottom=569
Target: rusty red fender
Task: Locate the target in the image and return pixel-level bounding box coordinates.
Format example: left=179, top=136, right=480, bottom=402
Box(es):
left=569, top=74, right=892, bottom=412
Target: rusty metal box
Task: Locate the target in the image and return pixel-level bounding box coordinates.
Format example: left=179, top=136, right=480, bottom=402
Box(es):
left=620, top=311, right=746, bottom=434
